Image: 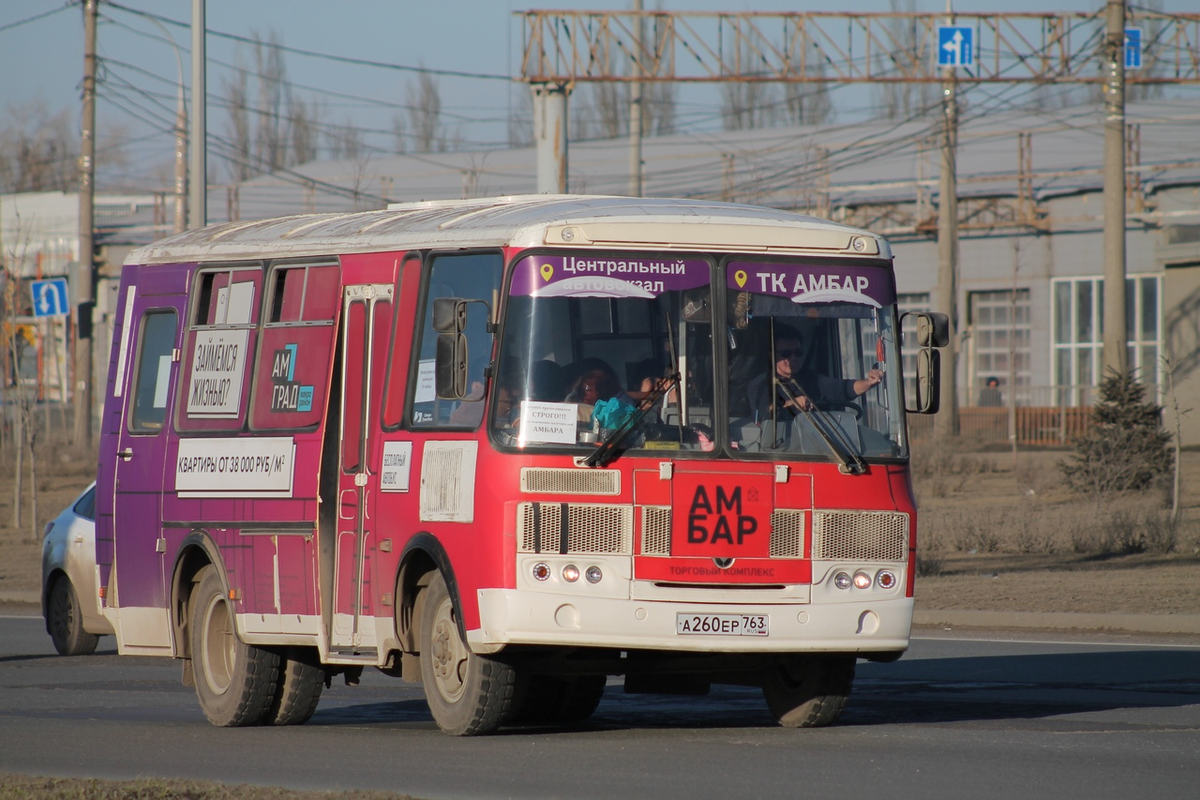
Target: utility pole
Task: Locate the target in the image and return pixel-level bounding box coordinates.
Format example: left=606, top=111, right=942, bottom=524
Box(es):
left=628, top=0, right=644, bottom=197
left=189, top=0, right=206, bottom=229
left=935, top=2, right=960, bottom=440
left=74, top=0, right=97, bottom=448
left=1102, top=0, right=1128, bottom=377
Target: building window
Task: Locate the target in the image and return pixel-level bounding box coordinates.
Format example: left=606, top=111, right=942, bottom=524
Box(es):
left=1051, top=275, right=1161, bottom=406
left=968, top=289, right=1030, bottom=407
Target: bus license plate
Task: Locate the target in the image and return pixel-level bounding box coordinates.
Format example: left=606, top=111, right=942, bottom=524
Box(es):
left=676, top=613, right=769, bottom=636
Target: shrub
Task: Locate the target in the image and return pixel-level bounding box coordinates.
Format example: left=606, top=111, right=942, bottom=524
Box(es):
left=1059, top=369, right=1172, bottom=497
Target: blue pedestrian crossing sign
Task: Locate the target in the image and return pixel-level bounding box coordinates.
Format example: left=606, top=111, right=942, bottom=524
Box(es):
left=938, top=25, right=974, bottom=68
left=31, top=278, right=70, bottom=318
left=1125, top=27, right=1142, bottom=70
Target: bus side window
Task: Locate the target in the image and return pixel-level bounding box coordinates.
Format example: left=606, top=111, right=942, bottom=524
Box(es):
left=130, top=311, right=178, bottom=432
left=249, top=263, right=339, bottom=431
left=410, top=252, right=502, bottom=428
left=176, top=266, right=263, bottom=431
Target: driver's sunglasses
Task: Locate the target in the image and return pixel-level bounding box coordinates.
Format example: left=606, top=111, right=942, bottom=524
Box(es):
left=775, top=349, right=801, bottom=359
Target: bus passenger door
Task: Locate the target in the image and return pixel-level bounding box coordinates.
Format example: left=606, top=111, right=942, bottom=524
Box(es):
left=331, top=284, right=393, bottom=653
left=111, top=288, right=185, bottom=651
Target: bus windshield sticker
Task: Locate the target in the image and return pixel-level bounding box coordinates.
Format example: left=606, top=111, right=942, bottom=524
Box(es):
left=728, top=262, right=895, bottom=308
left=415, top=359, right=436, bottom=404
left=517, top=401, right=578, bottom=446
left=187, top=329, right=249, bottom=418
left=510, top=256, right=709, bottom=299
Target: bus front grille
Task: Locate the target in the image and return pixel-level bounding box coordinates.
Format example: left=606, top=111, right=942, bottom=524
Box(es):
left=811, top=510, right=909, bottom=562
left=520, top=468, right=621, bottom=495
left=517, top=502, right=633, bottom=554
left=636, top=507, right=808, bottom=558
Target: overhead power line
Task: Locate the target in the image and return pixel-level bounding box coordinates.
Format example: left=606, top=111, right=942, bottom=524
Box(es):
left=103, top=2, right=512, bottom=82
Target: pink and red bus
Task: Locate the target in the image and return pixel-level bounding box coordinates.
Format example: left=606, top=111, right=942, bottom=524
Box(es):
left=95, top=195, right=945, bottom=734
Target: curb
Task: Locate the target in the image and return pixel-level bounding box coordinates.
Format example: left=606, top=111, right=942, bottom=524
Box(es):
left=914, top=610, right=1200, bottom=635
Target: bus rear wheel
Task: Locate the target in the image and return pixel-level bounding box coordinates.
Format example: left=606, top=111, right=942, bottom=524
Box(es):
left=268, top=648, right=324, bottom=725
left=762, top=655, right=855, bottom=728
left=190, top=566, right=280, bottom=727
left=419, top=572, right=517, bottom=735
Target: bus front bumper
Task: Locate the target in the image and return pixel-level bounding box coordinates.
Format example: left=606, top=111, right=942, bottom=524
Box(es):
left=469, top=588, right=913, bottom=655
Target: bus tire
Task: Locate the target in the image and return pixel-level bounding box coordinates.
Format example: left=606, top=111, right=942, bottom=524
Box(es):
left=268, top=649, right=324, bottom=726
left=47, top=577, right=100, bottom=657
left=190, top=566, right=280, bottom=727
left=508, top=675, right=606, bottom=725
left=419, top=572, right=516, bottom=735
left=762, top=655, right=855, bottom=728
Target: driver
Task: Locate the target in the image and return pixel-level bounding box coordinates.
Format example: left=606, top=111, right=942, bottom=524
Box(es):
left=747, top=324, right=882, bottom=422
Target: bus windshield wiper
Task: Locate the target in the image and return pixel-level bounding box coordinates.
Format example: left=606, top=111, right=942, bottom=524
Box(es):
left=583, top=373, right=679, bottom=468
left=774, top=379, right=868, bottom=475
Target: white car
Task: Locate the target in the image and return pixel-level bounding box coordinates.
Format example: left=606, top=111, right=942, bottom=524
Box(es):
left=41, top=482, right=112, bottom=655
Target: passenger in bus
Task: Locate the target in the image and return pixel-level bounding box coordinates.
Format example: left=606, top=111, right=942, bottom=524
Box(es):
left=565, top=358, right=636, bottom=422
left=529, top=359, right=566, bottom=402
left=747, top=324, right=882, bottom=422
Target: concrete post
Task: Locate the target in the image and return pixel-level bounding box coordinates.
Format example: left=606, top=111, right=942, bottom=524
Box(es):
left=533, top=82, right=570, bottom=194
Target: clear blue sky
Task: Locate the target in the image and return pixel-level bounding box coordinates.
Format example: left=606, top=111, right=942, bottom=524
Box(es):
left=0, top=1, right=1190, bottom=191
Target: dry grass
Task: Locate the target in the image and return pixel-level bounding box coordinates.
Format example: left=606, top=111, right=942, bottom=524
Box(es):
left=912, top=442, right=1200, bottom=561
left=0, top=775, right=418, bottom=799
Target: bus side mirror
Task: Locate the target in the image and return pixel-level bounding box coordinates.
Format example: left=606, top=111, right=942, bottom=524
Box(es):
left=436, top=333, right=468, bottom=399
left=901, top=311, right=948, bottom=414
left=914, top=312, right=949, bottom=348
left=909, top=348, right=940, bottom=414
left=432, top=297, right=467, bottom=334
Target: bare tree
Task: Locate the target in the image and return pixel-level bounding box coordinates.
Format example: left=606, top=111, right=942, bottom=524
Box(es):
left=252, top=30, right=289, bottom=173
left=289, top=96, right=320, bottom=165
left=0, top=101, right=78, bottom=193
left=720, top=31, right=780, bottom=131
left=391, top=112, right=407, bottom=154
left=872, top=0, right=936, bottom=120
left=326, top=120, right=363, bottom=161
left=221, top=31, right=324, bottom=178
left=222, top=66, right=254, bottom=181
left=406, top=70, right=443, bottom=153
left=507, top=86, right=534, bottom=148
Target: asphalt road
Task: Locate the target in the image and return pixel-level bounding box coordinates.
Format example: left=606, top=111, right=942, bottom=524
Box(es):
left=2, top=614, right=1198, bottom=800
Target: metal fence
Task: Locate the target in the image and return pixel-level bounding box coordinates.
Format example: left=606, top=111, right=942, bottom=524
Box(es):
left=908, top=385, right=1104, bottom=446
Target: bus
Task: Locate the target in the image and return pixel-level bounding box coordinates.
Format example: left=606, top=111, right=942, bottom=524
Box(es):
left=95, top=195, right=947, bottom=735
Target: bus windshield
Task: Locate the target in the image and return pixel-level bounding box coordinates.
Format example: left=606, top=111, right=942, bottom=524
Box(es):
left=492, top=253, right=906, bottom=460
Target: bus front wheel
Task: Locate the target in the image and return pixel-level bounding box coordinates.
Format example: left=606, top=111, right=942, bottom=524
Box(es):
left=190, top=566, right=281, bottom=727
left=419, top=572, right=517, bottom=735
left=762, top=655, right=855, bottom=728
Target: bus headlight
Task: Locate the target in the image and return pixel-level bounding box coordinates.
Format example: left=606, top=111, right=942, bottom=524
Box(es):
left=875, top=570, right=897, bottom=590
left=532, top=562, right=551, bottom=582
left=853, top=571, right=872, bottom=590
left=562, top=564, right=580, bottom=582
left=833, top=572, right=852, bottom=590
left=585, top=566, right=603, bottom=584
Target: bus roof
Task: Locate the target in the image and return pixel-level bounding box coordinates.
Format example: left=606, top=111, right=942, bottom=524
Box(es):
left=126, top=194, right=891, bottom=266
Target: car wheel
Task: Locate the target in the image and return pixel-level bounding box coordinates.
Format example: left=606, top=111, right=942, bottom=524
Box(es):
left=419, top=572, right=517, bottom=735
left=762, top=654, right=855, bottom=728
left=47, top=577, right=100, bottom=656
left=190, top=566, right=280, bottom=727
